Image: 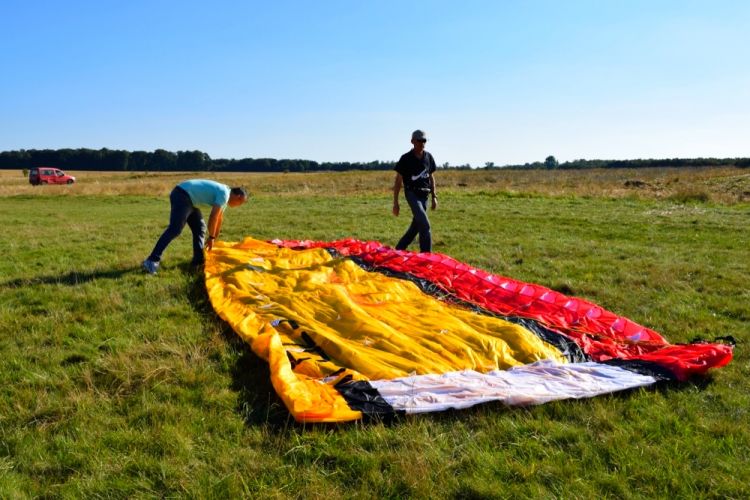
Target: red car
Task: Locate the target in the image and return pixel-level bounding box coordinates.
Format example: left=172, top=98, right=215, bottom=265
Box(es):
left=29, top=167, right=76, bottom=185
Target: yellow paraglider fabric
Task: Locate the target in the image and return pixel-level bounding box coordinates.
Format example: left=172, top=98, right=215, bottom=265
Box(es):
left=205, top=238, right=566, bottom=422
left=252, top=330, right=363, bottom=422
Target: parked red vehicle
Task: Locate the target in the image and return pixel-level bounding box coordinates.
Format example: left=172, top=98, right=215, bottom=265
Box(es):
left=29, top=167, right=76, bottom=185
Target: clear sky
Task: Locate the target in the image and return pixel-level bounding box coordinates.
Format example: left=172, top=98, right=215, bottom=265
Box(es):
left=2, top=0, right=749, bottom=166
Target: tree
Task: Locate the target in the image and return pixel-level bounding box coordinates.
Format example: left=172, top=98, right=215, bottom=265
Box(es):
left=544, top=155, right=559, bottom=169
left=101, top=148, right=129, bottom=170
left=177, top=150, right=211, bottom=171
left=129, top=151, right=149, bottom=171
left=152, top=149, right=177, bottom=170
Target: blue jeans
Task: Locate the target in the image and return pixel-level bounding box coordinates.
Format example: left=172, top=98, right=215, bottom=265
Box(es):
left=148, top=187, right=206, bottom=264
left=396, top=190, right=432, bottom=252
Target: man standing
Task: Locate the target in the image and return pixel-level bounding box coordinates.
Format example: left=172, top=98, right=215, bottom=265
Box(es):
left=142, top=179, right=248, bottom=274
left=392, top=130, right=438, bottom=252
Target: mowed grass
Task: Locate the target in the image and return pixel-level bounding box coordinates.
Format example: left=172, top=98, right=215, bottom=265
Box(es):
left=0, top=168, right=748, bottom=498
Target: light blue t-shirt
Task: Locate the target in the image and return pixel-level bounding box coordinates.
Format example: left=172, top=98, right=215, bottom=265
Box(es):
left=178, top=179, right=230, bottom=210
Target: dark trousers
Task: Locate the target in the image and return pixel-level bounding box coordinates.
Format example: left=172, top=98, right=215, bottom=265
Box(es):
left=396, top=190, right=432, bottom=252
left=148, top=187, right=206, bottom=264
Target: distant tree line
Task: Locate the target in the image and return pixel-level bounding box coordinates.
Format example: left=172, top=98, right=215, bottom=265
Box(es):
left=0, top=148, right=395, bottom=173
left=495, top=155, right=750, bottom=170
left=1, top=148, right=748, bottom=172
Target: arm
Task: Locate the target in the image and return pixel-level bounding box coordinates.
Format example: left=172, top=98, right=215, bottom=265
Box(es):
left=392, top=173, right=403, bottom=216
left=206, top=205, right=224, bottom=251
left=429, top=174, right=438, bottom=210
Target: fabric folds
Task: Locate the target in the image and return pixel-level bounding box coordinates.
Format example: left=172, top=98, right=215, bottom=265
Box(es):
left=204, top=237, right=733, bottom=423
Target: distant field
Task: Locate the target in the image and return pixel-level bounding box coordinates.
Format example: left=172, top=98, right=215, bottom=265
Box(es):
left=0, top=168, right=748, bottom=497
left=1, top=166, right=749, bottom=203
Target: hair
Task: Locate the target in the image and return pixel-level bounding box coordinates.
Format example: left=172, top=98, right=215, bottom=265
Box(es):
left=230, top=187, right=248, bottom=199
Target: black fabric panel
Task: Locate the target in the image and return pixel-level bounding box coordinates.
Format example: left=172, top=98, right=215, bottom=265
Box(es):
left=601, top=359, right=676, bottom=381
left=300, top=331, right=331, bottom=360
left=690, top=335, right=736, bottom=346
left=334, top=376, right=401, bottom=421
left=512, top=317, right=588, bottom=363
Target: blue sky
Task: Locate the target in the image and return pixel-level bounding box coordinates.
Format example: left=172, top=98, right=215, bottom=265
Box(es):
left=1, top=1, right=749, bottom=166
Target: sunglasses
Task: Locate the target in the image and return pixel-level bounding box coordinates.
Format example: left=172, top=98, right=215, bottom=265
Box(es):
left=417, top=138, right=427, bottom=143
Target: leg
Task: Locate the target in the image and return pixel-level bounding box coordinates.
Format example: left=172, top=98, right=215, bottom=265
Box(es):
left=147, top=187, right=193, bottom=262
left=396, top=219, right=419, bottom=250
left=396, top=190, right=419, bottom=250
left=396, top=191, right=431, bottom=251
left=411, top=194, right=432, bottom=252
left=186, top=207, right=206, bottom=265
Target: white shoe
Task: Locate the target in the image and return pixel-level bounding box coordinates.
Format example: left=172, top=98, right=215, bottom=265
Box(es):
left=142, top=259, right=160, bottom=275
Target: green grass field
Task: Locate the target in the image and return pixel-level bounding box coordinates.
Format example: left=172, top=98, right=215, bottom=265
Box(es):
left=1, top=169, right=748, bottom=498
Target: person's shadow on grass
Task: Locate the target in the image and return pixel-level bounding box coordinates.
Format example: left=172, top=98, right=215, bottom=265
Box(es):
left=1, top=267, right=138, bottom=288
left=182, top=264, right=296, bottom=431
left=3, top=263, right=297, bottom=430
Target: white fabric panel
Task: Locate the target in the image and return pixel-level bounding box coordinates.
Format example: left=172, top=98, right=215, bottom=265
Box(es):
left=370, top=360, right=656, bottom=413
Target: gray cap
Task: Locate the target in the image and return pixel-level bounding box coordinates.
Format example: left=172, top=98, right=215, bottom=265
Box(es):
left=411, top=129, right=427, bottom=141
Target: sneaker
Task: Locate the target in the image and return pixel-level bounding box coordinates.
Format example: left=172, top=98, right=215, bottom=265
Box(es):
left=142, top=259, right=160, bottom=275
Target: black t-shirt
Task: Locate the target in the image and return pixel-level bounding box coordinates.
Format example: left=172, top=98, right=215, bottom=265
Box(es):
left=394, top=150, right=436, bottom=192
